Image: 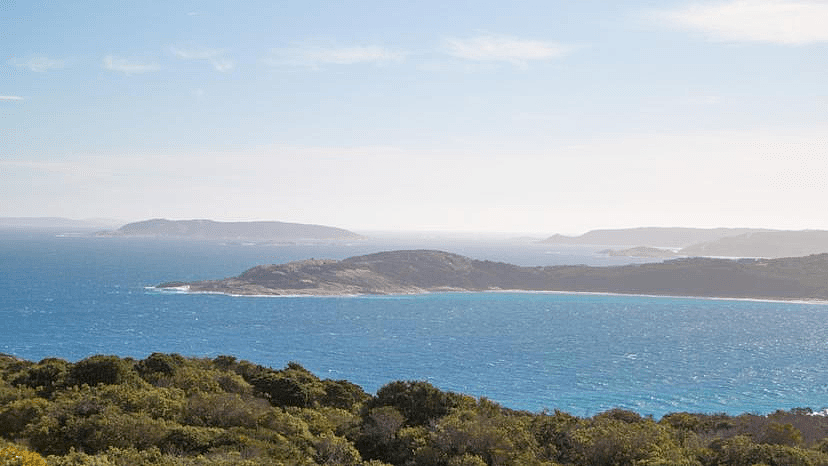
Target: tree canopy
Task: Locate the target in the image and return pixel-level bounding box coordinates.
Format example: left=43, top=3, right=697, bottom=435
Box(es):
left=2, top=353, right=828, bottom=465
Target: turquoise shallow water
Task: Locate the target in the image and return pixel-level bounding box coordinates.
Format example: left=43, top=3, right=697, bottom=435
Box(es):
left=2, top=231, right=827, bottom=417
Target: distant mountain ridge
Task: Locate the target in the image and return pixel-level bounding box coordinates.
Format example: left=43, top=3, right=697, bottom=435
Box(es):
left=159, top=249, right=828, bottom=301
left=99, top=219, right=362, bottom=241
left=542, top=227, right=772, bottom=248
left=545, top=227, right=828, bottom=258
left=679, top=230, right=828, bottom=258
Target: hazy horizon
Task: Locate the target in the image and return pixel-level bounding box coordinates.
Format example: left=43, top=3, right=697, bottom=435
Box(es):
left=4, top=215, right=823, bottom=240
left=4, top=1, right=827, bottom=234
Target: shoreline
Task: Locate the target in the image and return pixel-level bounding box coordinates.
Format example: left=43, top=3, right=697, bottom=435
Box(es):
left=147, top=285, right=828, bottom=305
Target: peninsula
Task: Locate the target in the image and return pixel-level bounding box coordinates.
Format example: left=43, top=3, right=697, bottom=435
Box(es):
left=158, top=249, right=828, bottom=301
left=97, top=218, right=362, bottom=241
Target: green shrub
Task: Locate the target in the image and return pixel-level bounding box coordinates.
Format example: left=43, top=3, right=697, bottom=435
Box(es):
left=447, top=453, right=487, bottom=466
left=67, top=356, right=135, bottom=387
left=161, top=426, right=225, bottom=454
left=250, top=374, right=311, bottom=408
left=707, top=435, right=815, bottom=466
left=355, top=406, right=407, bottom=462
left=183, top=392, right=269, bottom=428
left=367, top=381, right=460, bottom=427
left=429, top=404, right=539, bottom=466
left=12, top=359, right=69, bottom=397
left=760, top=422, right=804, bottom=447
left=136, top=353, right=182, bottom=379
left=0, top=397, right=49, bottom=436
left=212, top=355, right=238, bottom=371
left=322, top=379, right=368, bottom=411
left=0, top=444, right=47, bottom=466
left=568, top=415, right=685, bottom=466
left=313, top=433, right=362, bottom=465
left=256, top=408, right=314, bottom=445
left=214, top=372, right=252, bottom=395
left=24, top=400, right=168, bottom=456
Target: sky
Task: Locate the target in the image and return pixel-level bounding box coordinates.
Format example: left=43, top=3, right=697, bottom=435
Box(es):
left=2, top=0, right=827, bottom=234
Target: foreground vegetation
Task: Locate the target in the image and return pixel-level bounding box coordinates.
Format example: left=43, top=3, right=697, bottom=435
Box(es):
left=3, top=354, right=828, bottom=465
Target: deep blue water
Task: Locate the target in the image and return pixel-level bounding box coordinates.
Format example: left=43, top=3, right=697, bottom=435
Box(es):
left=2, top=230, right=828, bottom=417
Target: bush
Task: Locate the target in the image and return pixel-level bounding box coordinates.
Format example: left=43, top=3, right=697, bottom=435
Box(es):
left=596, top=408, right=646, bottom=424
left=367, top=381, right=460, bottom=427
left=322, top=379, right=368, bottom=411
left=313, top=433, right=363, bottom=465
left=151, top=366, right=240, bottom=395
left=447, top=453, right=487, bottom=466
left=215, top=372, right=252, bottom=395
left=12, top=359, right=69, bottom=396
left=707, top=435, right=815, bottom=466
left=256, top=408, right=314, bottom=445
left=0, top=398, right=49, bottom=437
left=136, top=353, right=182, bottom=379
left=250, top=374, right=311, bottom=408
left=760, top=422, right=803, bottom=447
left=0, top=444, right=47, bottom=466
left=569, top=416, right=684, bottom=466
left=161, top=425, right=225, bottom=454
left=183, top=392, right=269, bottom=428
left=355, top=406, right=407, bottom=461
left=212, top=355, right=238, bottom=371
left=429, top=404, right=539, bottom=466
left=359, top=422, right=428, bottom=465
left=24, top=400, right=168, bottom=456
left=68, top=356, right=134, bottom=387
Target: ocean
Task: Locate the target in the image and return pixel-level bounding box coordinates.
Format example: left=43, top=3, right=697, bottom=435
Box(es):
left=2, top=230, right=827, bottom=418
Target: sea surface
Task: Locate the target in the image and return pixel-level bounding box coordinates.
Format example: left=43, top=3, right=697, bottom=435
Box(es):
left=2, top=230, right=828, bottom=418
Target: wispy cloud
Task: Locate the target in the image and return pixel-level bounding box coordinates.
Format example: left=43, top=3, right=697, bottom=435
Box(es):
left=444, top=35, right=573, bottom=66
left=9, top=56, right=65, bottom=72
left=170, top=46, right=234, bottom=72
left=656, top=0, right=828, bottom=45
left=0, top=95, right=24, bottom=101
left=264, top=43, right=404, bottom=68
left=103, top=55, right=160, bottom=74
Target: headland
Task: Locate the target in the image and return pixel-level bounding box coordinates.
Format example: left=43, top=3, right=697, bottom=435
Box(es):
left=158, top=249, right=828, bottom=301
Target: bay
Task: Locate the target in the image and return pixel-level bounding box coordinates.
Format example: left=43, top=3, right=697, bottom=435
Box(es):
left=2, top=230, right=827, bottom=418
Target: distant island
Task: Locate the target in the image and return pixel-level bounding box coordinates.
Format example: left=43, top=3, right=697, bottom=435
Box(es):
left=97, top=218, right=363, bottom=241
left=598, top=246, right=679, bottom=258
left=679, top=230, right=828, bottom=258
left=541, top=227, right=771, bottom=248
left=158, top=249, right=828, bottom=301
left=544, top=227, right=828, bottom=258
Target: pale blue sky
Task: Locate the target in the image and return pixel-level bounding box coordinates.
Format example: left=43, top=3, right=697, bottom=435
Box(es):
left=2, top=1, right=827, bottom=233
